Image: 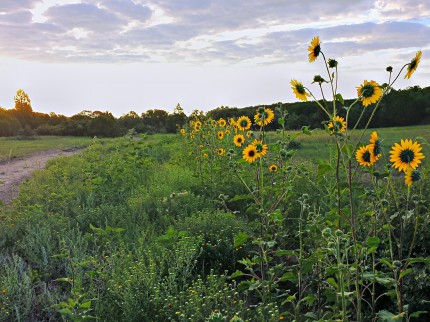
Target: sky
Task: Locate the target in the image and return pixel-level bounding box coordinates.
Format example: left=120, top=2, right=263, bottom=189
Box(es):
left=0, top=0, right=429, bottom=117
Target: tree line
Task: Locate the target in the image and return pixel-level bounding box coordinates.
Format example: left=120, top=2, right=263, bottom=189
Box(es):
left=1, top=86, right=429, bottom=137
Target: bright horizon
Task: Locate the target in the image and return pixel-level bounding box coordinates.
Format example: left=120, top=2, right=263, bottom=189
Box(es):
left=0, top=0, right=429, bottom=117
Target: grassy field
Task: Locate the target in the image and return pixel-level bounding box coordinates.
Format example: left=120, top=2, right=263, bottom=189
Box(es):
left=275, top=125, right=430, bottom=161
left=0, top=136, right=116, bottom=162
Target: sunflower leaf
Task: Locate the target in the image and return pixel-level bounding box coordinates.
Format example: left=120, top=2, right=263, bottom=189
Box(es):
left=335, top=93, right=344, bottom=105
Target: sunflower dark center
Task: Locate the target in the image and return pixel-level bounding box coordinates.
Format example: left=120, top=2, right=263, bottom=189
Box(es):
left=314, top=45, right=321, bottom=56
left=255, top=144, right=263, bottom=152
left=237, top=137, right=243, bottom=143
left=362, top=151, right=371, bottom=163
left=400, top=149, right=415, bottom=163
left=248, top=150, right=255, bottom=157
left=410, top=59, right=417, bottom=70
left=411, top=170, right=422, bottom=182
left=240, top=119, right=248, bottom=127
left=296, top=84, right=306, bottom=94
left=335, top=121, right=343, bottom=129
left=362, top=84, right=375, bottom=98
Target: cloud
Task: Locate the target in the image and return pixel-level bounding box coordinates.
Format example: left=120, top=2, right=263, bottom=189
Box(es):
left=0, top=0, right=429, bottom=65
left=0, top=0, right=40, bottom=12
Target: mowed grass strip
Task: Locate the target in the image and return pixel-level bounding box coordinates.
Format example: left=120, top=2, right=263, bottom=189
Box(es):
left=0, top=136, right=103, bottom=161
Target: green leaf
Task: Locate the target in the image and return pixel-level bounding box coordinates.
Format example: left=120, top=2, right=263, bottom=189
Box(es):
left=55, top=277, right=74, bottom=284
left=399, top=268, right=413, bottom=279
left=281, top=294, right=296, bottom=305
left=326, top=277, right=338, bottom=289
left=379, top=258, right=394, bottom=269
left=335, top=93, right=344, bottom=105
left=58, top=308, right=73, bottom=315
left=234, top=232, right=251, bottom=247
left=230, top=270, right=244, bottom=279
left=51, top=253, right=68, bottom=259
left=280, top=272, right=298, bottom=283
left=301, top=126, right=312, bottom=135
left=80, top=300, right=92, bottom=309
left=409, top=311, right=427, bottom=318
left=366, top=236, right=381, bottom=254
left=377, top=310, right=405, bottom=321
left=278, top=118, right=285, bottom=125
left=229, top=194, right=253, bottom=202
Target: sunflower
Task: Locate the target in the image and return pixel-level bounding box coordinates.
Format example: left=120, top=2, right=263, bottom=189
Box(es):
left=390, top=139, right=425, bottom=172
left=233, top=134, right=245, bottom=147
left=369, top=131, right=382, bottom=161
left=246, top=131, right=253, bottom=138
left=254, top=108, right=275, bottom=127
left=243, top=144, right=260, bottom=163
left=194, top=121, right=202, bottom=131
left=291, top=80, right=311, bottom=101
left=236, top=116, right=252, bottom=131
left=404, top=51, right=422, bottom=79
left=218, top=118, right=226, bottom=127
left=225, top=129, right=231, bottom=135
left=180, top=128, right=186, bottom=135
left=268, top=164, right=278, bottom=172
left=356, top=145, right=375, bottom=167
left=217, top=148, right=225, bottom=156
left=308, top=36, right=321, bottom=63
left=328, top=116, right=347, bottom=133
left=252, top=139, right=268, bottom=156
left=357, top=80, right=382, bottom=107
left=404, top=169, right=422, bottom=187
left=217, top=131, right=224, bottom=140
left=229, top=118, right=236, bottom=126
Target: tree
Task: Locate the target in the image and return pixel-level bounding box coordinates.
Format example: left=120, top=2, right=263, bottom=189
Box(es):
left=14, top=89, right=33, bottom=113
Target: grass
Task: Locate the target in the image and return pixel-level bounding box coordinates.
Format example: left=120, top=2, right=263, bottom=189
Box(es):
left=0, top=136, right=114, bottom=162
left=274, top=124, right=430, bottom=161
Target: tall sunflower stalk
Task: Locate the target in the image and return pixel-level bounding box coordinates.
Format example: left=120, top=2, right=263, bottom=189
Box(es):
left=291, top=36, right=423, bottom=321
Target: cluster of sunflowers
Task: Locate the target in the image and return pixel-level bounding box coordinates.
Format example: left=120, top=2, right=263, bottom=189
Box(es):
left=289, top=36, right=425, bottom=187
left=180, top=107, right=280, bottom=171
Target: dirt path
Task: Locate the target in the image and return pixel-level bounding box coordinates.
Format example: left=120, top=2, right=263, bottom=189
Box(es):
left=0, top=148, right=83, bottom=204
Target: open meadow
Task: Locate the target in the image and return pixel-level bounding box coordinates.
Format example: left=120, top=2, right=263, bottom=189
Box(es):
left=0, top=122, right=429, bottom=321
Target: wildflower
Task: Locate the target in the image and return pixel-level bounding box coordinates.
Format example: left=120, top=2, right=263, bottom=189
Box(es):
left=268, top=164, right=278, bottom=172
left=404, top=169, right=422, bottom=187
left=254, top=107, right=275, bottom=126
left=328, top=115, right=347, bottom=133
left=390, top=139, right=425, bottom=172
left=252, top=139, right=268, bottom=156
left=357, top=80, right=382, bottom=107
left=217, top=148, right=225, bottom=156
left=218, top=118, right=226, bottom=127
left=308, top=36, right=321, bottom=62
left=404, top=51, right=422, bottom=79
left=356, top=145, right=375, bottom=167
left=291, top=80, right=311, bottom=101
left=236, top=116, right=252, bottom=131
left=328, top=58, right=338, bottom=68
left=233, top=134, right=245, bottom=147
left=246, top=130, right=253, bottom=138
left=180, top=128, right=186, bottom=135
left=217, top=131, right=224, bottom=140
left=203, top=153, right=208, bottom=158
left=369, top=131, right=382, bottom=161
left=242, top=144, right=260, bottom=163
